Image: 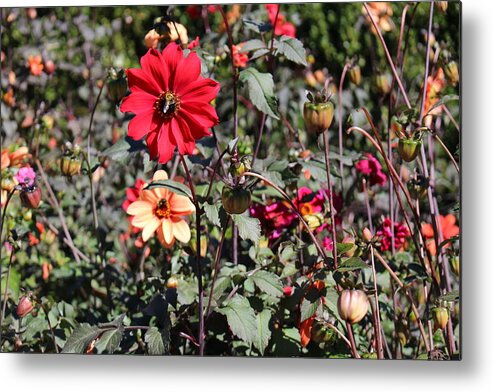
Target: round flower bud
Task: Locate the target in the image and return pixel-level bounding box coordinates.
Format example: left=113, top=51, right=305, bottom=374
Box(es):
left=449, top=256, right=459, bottom=276
left=303, top=101, right=334, bottom=134
left=432, top=306, right=449, bottom=330
left=444, top=60, right=459, bottom=86
left=348, top=64, right=361, bottom=85
left=20, top=186, right=41, bottom=209
left=436, top=1, right=448, bottom=13
left=398, top=138, right=422, bottom=162
left=17, top=295, right=34, bottom=318
left=375, top=73, right=390, bottom=95
left=337, top=289, right=369, bottom=324
left=60, top=155, right=82, bottom=177
left=362, top=227, right=373, bottom=243
left=106, top=67, right=128, bottom=103
left=166, top=277, right=178, bottom=289
left=221, top=185, right=251, bottom=215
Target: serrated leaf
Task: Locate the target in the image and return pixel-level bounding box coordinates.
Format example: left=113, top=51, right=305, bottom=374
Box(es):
left=259, top=170, right=284, bottom=188
left=145, top=327, right=165, bottom=355
left=337, top=257, right=370, bottom=272
left=62, top=324, right=101, bottom=353
left=336, top=242, right=355, bottom=255
left=300, top=297, right=322, bottom=322
left=217, top=295, right=257, bottom=344
left=240, top=39, right=267, bottom=52
left=203, top=201, right=221, bottom=227
left=145, top=179, right=192, bottom=199
left=249, top=270, right=283, bottom=297
left=95, top=328, right=123, bottom=354
left=273, top=36, right=307, bottom=66
left=239, top=68, right=279, bottom=119
left=102, top=136, right=146, bottom=164
left=254, top=309, right=272, bottom=355
left=232, top=213, right=261, bottom=245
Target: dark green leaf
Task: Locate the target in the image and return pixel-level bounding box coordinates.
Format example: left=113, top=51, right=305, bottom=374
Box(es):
left=62, top=324, right=101, bottom=353
left=232, top=213, right=261, bottom=245
left=300, top=297, right=322, bottom=322
left=242, top=19, right=272, bottom=33
left=337, top=257, right=370, bottom=272
left=102, top=136, right=146, bottom=164
left=145, top=179, right=192, bottom=199
left=273, top=36, right=307, bottom=66
left=239, top=68, right=279, bottom=119
left=95, top=328, right=123, bottom=354
left=254, top=309, right=272, bottom=355
left=240, top=39, right=267, bottom=52
left=248, top=270, right=283, bottom=297
left=217, top=295, right=257, bottom=344
left=145, top=327, right=165, bottom=355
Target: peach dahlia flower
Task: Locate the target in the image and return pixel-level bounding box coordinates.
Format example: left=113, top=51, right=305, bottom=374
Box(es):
left=126, top=170, right=195, bottom=248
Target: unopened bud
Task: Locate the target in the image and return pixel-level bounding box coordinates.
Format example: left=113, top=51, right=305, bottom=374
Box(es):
left=337, top=289, right=369, bottom=324
left=17, top=295, right=34, bottom=318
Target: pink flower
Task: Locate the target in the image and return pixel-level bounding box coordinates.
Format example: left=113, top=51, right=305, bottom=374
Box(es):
left=15, top=167, right=36, bottom=188
left=376, top=218, right=410, bottom=252
left=355, top=153, right=387, bottom=186
left=322, top=237, right=333, bottom=252
left=121, top=43, right=220, bottom=164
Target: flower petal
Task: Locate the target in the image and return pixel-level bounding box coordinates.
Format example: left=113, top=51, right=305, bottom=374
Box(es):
left=142, top=217, right=161, bottom=241
left=179, top=78, right=220, bottom=104
left=126, top=68, right=161, bottom=96
left=161, top=43, right=183, bottom=87
left=156, top=122, right=176, bottom=164
left=171, top=218, right=191, bottom=243
left=161, top=218, right=173, bottom=244
left=141, top=49, right=168, bottom=91
left=127, top=200, right=153, bottom=216
left=170, top=194, right=195, bottom=215
left=128, top=110, right=160, bottom=140
left=180, top=102, right=219, bottom=129
left=121, top=91, right=157, bottom=114
left=173, top=51, right=201, bottom=93
left=171, top=117, right=195, bottom=155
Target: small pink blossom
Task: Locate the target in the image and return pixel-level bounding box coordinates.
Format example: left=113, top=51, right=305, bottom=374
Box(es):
left=355, top=153, right=387, bottom=187
left=15, top=167, right=36, bottom=187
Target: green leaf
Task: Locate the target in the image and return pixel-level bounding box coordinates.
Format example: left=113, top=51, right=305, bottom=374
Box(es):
left=439, top=290, right=460, bottom=303
left=145, top=327, right=165, bottom=355
left=217, top=295, right=257, bottom=344
left=336, top=242, right=355, bottom=255
left=300, top=297, right=322, bottom=322
left=203, top=201, right=221, bottom=227
left=239, top=68, right=279, bottom=119
left=232, top=213, right=261, bottom=245
left=102, top=136, right=146, bottom=164
left=62, top=324, right=101, bottom=353
left=248, top=270, right=283, bottom=297
left=337, top=257, right=370, bottom=272
left=95, top=328, right=123, bottom=354
left=254, top=309, right=272, bottom=355
left=242, top=19, right=272, bottom=33
left=240, top=39, right=267, bottom=52
left=98, top=314, right=125, bottom=329
left=145, top=179, right=192, bottom=199
left=273, top=36, right=307, bottom=66
left=426, top=94, right=459, bottom=115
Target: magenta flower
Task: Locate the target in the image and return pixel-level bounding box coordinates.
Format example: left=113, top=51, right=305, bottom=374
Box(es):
left=355, top=153, right=387, bottom=187
left=15, top=167, right=36, bottom=188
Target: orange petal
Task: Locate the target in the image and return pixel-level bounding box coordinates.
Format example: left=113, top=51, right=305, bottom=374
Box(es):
left=142, top=217, right=161, bottom=241
left=170, top=194, right=195, bottom=215
left=421, top=223, right=434, bottom=238
left=127, top=200, right=153, bottom=216
left=161, top=218, right=173, bottom=244
left=140, top=189, right=160, bottom=204
left=172, top=218, right=191, bottom=243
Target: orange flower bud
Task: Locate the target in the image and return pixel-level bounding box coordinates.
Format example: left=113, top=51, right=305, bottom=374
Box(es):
left=17, top=295, right=34, bottom=318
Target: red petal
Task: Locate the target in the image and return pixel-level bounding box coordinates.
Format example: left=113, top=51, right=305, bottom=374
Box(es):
left=128, top=110, right=160, bottom=140
left=157, top=122, right=176, bottom=164
left=173, top=51, right=201, bottom=93
left=180, top=102, right=219, bottom=128
left=126, top=68, right=161, bottom=96
left=140, top=49, right=168, bottom=92
left=120, top=91, right=157, bottom=114
left=172, top=117, right=196, bottom=155
left=180, top=78, right=220, bottom=104
left=161, top=43, right=183, bottom=88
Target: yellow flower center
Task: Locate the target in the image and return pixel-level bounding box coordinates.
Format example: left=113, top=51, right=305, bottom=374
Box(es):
left=154, top=198, right=171, bottom=219
left=154, top=91, right=181, bottom=118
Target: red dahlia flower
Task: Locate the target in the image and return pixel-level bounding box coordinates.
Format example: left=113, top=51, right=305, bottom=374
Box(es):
left=121, top=43, right=220, bottom=164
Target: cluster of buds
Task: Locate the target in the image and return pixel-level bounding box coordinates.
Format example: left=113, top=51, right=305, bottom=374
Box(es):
left=106, top=67, right=128, bottom=103
left=303, top=89, right=335, bottom=134
left=337, top=289, right=369, bottom=324
left=60, top=142, right=82, bottom=177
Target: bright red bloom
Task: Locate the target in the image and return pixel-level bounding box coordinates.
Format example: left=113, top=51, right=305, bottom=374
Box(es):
left=121, top=43, right=220, bottom=164
left=355, top=153, right=387, bottom=187
left=232, top=44, right=248, bottom=68
left=376, top=218, right=410, bottom=252
left=422, top=214, right=459, bottom=256
left=265, top=4, right=297, bottom=37
left=187, top=37, right=200, bottom=50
